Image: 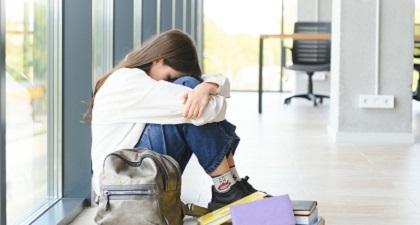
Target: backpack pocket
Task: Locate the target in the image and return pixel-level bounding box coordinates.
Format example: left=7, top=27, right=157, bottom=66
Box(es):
left=95, top=184, right=166, bottom=225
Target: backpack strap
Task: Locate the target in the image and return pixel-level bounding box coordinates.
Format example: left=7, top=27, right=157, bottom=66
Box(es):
left=182, top=202, right=210, bottom=217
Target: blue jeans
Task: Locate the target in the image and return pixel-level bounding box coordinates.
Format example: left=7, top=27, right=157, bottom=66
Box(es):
left=135, top=76, right=240, bottom=174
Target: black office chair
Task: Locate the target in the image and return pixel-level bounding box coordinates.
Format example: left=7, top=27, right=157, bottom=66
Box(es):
left=283, top=22, right=331, bottom=106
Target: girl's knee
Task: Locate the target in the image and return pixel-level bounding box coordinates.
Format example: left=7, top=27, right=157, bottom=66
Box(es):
left=174, top=76, right=202, bottom=88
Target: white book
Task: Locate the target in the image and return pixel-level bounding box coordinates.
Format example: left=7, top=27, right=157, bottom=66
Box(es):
left=295, top=207, right=318, bottom=225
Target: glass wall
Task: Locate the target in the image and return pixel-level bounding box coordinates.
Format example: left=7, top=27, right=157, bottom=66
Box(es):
left=203, top=0, right=297, bottom=91
left=4, top=0, right=61, bottom=223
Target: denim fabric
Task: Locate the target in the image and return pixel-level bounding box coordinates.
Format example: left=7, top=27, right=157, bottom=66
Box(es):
left=135, top=76, right=240, bottom=174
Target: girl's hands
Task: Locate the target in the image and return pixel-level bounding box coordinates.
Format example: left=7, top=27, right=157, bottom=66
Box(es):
left=181, top=82, right=218, bottom=118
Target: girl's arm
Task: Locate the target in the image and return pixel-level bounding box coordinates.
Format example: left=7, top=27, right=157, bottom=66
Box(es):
left=180, top=73, right=230, bottom=118
left=180, top=82, right=219, bottom=119
left=93, top=68, right=227, bottom=126
left=201, top=73, right=231, bottom=98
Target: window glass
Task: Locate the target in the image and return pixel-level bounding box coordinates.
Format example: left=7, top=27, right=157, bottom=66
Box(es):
left=5, top=0, right=50, bottom=223
left=92, top=0, right=113, bottom=88
left=203, top=0, right=297, bottom=91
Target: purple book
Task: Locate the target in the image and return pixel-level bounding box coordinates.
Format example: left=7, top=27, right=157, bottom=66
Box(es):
left=230, top=194, right=296, bottom=225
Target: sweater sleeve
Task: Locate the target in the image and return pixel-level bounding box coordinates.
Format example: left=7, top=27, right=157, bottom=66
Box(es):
left=97, top=68, right=227, bottom=126
left=201, top=73, right=231, bottom=98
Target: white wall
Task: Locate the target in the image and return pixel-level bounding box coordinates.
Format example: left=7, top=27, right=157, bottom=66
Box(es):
left=298, top=0, right=332, bottom=21
left=329, top=0, right=414, bottom=143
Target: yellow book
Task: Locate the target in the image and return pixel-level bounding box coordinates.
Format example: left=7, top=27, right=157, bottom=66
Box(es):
left=317, top=217, right=325, bottom=225
left=310, top=216, right=326, bottom=225
left=197, top=192, right=267, bottom=225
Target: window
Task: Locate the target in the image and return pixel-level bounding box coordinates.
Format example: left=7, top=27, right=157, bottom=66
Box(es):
left=203, top=0, right=297, bottom=91
left=4, top=0, right=61, bottom=223
left=92, top=0, right=113, bottom=87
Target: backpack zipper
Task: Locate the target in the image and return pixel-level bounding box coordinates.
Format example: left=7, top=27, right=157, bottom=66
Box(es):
left=162, top=155, right=181, bottom=190
left=102, top=189, right=154, bottom=211
left=143, top=153, right=181, bottom=191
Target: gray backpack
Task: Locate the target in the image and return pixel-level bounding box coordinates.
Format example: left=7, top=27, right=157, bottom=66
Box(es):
left=94, top=148, right=186, bottom=225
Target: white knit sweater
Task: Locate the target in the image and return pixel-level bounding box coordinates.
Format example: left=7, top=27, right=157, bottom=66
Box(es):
left=91, top=67, right=230, bottom=194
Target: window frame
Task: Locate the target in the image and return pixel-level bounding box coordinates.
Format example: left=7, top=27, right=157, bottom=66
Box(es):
left=0, top=0, right=63, bottom=223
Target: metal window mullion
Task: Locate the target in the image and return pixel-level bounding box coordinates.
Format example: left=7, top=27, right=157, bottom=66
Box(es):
left=106, top=0, right=113, bottom=69
left=55, top=0, right=63, bottom=199
left=157, top=0, right=160, bottom=33
left=196, top=0, right=203, bottom=68
left=134, top=0, right=142, bottom=48
left=92, top=0, right=114, bottom=88
left=0, top=0, right=6, bottom=222
left=183, top=0, right=186, bottom=31
left=172, top=0, right=176, bottom=29
left=47, top=0, right=54, bottom=199
left=190, top=0, right=194, bottom=39
left=46, top=0, right=63, bottom=198
left=280, top=0, right=284, bottom=92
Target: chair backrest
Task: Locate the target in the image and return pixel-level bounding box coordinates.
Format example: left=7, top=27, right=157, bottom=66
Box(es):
left=292, top=22, right=331, bottom=65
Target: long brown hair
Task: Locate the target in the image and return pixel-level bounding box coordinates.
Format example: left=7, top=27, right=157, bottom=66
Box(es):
left=83, top=29, right=202, bottom=123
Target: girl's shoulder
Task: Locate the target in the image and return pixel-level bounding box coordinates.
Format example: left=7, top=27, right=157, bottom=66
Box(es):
left=113, top=67, right=147, bottom=77
left=105, top=67, right=155, bottom=92
left=108, top=67, right=149, bottom=82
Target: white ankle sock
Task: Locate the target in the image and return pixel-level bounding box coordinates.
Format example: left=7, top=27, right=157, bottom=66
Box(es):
left=229, top=165, right=241, bottom=181
left=212, top=171, right=237, bottom=193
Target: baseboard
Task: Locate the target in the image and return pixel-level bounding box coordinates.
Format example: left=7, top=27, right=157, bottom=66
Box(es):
left=328, top=126, right=414, bottom=144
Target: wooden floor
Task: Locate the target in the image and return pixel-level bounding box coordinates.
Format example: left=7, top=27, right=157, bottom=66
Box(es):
left=71, top=92, right=420, bottom=225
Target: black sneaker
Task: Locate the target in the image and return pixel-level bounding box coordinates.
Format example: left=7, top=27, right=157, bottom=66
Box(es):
left=237, top=176, right=257, bottom=194
left=237, top=176, right=272, bottom=197
left=208, top=182, right=248, bottom=211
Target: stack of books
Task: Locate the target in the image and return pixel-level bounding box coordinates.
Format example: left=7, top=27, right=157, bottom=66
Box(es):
left=197, top=192, right=268, bottom=225
left=292, top=200, right=324, bottom=225
left=230, top=194, right=296, bottom=225
left=197, top=194, right=326, bottom=225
